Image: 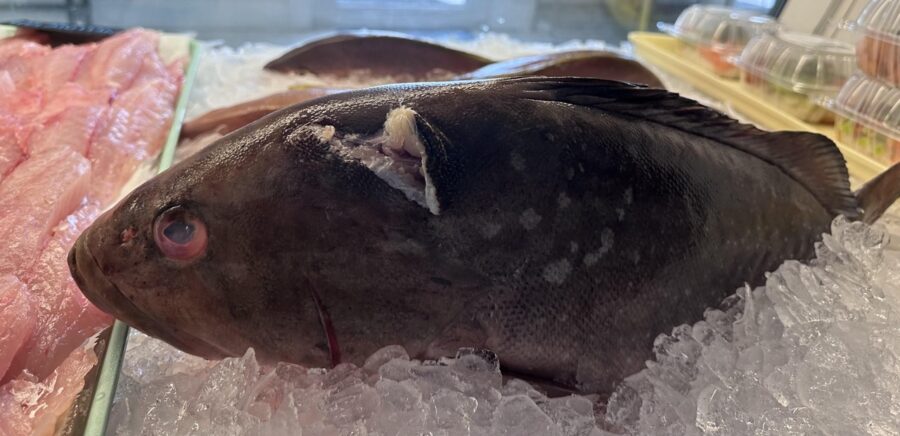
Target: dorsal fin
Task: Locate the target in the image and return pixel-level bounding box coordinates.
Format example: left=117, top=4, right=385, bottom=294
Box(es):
left=856, top=162, right=900, bottom=224
left=509, top=77, right=859, bottom=218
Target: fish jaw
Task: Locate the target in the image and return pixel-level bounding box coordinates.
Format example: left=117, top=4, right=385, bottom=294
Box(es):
left=67, top=232, right=228, bottom=359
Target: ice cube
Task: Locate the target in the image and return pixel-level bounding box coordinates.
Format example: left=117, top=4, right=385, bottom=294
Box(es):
left=491, top=395, right=562, bottom=436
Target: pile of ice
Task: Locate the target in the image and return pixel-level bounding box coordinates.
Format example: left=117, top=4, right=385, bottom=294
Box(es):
left=109, top=215, right=900, bottom=435
left=606, top=216, right=900, bottom=435
left=110, top=339, right=602, bottom=435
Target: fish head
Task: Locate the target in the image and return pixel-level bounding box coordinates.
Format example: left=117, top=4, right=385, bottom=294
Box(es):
left=68, top=92, right=487, bottom=367
left=67, top=123, right=344, bottom=366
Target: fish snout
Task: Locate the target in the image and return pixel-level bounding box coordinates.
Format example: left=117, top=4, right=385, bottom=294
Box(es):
left=68, top=231, right=117, bottom=317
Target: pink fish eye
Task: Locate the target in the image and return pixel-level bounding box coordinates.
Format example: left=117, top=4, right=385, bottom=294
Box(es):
left=153, top=206, right=207, bottom=261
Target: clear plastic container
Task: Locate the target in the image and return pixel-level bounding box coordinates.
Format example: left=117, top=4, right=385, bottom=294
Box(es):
left=658, top=5, right=778, bottom=78
left=736, top=30, right=856, bottom=123
left=851, top=0, right=900, bottom=86
left=824, top=73, right=900, bottom=165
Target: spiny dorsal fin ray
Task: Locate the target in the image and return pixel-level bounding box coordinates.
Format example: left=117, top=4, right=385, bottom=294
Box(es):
left=509, top=77, right=859, bottom=219
left=856, top=162, right=900, bottom=224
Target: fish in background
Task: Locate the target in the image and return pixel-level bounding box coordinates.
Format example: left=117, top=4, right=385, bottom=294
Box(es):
left=264, top=31, right=663, bottom=87
left=180, top=87, right=345, bottom=139
left=264, top=31, right=492, bottom=81
left=182, top=42, right=664, bottom=146
left=70, top=77, right=900, bottom=396
left=456, top=50, right=664, bottom=88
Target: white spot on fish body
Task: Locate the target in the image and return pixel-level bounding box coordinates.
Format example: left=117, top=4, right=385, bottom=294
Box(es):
left=510, top=152, right=526, bottom=172
left=570, top=242, right=579, bottom=253
left=317, top=125, right=336, bottom=142
left=384, top=106, right=424, bottom=157
left=557, top=192, right=571, bottom=209
left=624, top=187, right=633, bottom=205
left=481, top=223, right=503, bottom=239
left=543, top=259, right=571, bottom=285
left=616, top=208, right=625, bottom=221
left=583, top=228, right=615, bottom=266
left=520, top=208, right=542, bottom=230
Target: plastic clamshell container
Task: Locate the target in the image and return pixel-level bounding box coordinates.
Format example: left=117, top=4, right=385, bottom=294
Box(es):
left=851, top=0, right=900, bottom=86
left=629, top=31, right=887, bottom=183
left=824, top=73, right=900, bottom=165
left=658, top=5, right=778, bottom=78
left=736, top=30, right=856, bottom=123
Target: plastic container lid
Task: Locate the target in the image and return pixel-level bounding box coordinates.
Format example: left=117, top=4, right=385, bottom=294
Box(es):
left=850, top=0, right=900, bottom=43
left=736, top=30, right=856, bottom=95
left=657, top=5, right=778, bottom=50
left=824, top=73, right=900, bottom=139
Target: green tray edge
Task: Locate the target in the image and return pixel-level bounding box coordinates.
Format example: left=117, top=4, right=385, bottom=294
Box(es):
left=81, top=38, right=201, bottom=436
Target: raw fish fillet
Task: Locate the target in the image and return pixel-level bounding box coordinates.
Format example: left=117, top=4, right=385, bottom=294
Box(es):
left=0, top=125, right=24, bottom=181
left=34, top=44, right=94, bottom=97
left=76, top=29, right=159, bottom=94
left=4, top=204, right=111, bottom=382
left=0, top=148, right=91, bottom=276
left=0, top=276, right=35, bottom=381
left=0, top=338, right=98, bottom=436
left=0, top=83, right=44, bottom=120
left=28, top=84, right=110, bottom=156
left=89, top=76, right=177, bottom=204
left=129, top=43, right=171, bottom=88
left=0, top=38, right=50, bottom=90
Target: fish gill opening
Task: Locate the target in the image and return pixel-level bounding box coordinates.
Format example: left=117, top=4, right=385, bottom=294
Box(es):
left=320, top=106, right=440, bottom=214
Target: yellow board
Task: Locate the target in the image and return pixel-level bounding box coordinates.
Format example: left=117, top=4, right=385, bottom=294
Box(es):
left=628, top=31, right=887, bottom=183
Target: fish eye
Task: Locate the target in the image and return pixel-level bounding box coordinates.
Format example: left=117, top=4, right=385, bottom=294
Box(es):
left=153, top=206, right=207, bottom=261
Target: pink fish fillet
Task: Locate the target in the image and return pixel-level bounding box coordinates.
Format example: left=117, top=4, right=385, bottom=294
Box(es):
left=76, top=28, right=159, bottom=95
left=34, top=44, right=95, bottom=97
left=89, top=76, right=178, bottom=205
left=28, top=84, right=111, bottom=157
left=0, top=38, right=50, bottom=90
left=4, top=204, right=111, bottom=382
left=0, top=276, right=35, bottom=382
left=0, top=79, right=44, bottom=121
left=0, top=148, right=91, bottom=276
left=0, top=339, right=99, bottom=436
left=0, top=124, right=25, bottom=182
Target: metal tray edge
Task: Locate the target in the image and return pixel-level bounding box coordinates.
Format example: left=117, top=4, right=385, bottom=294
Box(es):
left=81, top=38, right=201, bottom=436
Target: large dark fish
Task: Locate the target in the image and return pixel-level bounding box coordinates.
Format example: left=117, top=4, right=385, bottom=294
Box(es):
left=457, top=50, right=665, bottom=88
left=265, top=31, right=491, bottom=80
left=68, top=78, right=900, bottom=395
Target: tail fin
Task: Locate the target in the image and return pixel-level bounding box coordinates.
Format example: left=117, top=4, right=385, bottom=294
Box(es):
left=856, top=162, right=900, bottom=224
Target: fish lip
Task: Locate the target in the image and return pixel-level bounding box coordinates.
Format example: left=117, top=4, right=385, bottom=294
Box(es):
left=69, top=235, right=229, bottom=359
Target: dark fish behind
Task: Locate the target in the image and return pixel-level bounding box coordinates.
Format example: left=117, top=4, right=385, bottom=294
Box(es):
left=189, top=52, right=660, bottom=141
left=265, top=31, right=491, bottom=80
left=457, top=50, right=665, bottom=88
left=68, top=78, right=900, bottom=395
left=181, top=88, right=345, bottom=139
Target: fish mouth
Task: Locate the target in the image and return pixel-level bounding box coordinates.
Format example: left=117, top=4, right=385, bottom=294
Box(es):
left=68, top=235, right=229, bottom=359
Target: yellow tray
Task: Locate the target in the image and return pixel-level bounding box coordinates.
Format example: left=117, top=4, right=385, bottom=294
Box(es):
left=628, top=31, right=887, bottom=183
